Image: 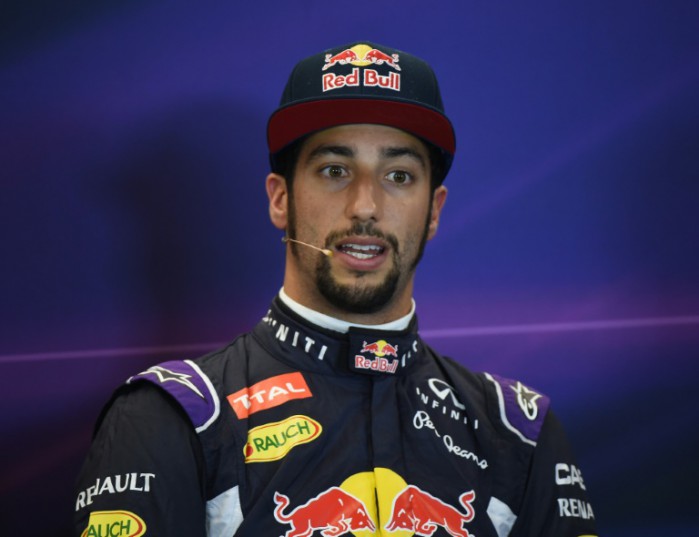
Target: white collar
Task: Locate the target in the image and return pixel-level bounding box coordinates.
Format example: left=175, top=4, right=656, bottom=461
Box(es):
left=278, top=287, right=415, bottom=334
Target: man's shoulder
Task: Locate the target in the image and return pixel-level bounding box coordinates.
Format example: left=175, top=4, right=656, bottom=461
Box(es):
left=479, top=371, right=551, bottom=447
left=125, top=357, right=223, bottom=433
left=422, top=347, right=551, bottom=447
left=105, top=334, right=253, bottom=434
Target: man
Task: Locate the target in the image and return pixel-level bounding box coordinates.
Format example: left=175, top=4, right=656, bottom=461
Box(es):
left=74, top=42, right=598, bottom=537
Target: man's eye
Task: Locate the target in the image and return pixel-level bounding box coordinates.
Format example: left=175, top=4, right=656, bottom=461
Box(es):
left=386, top=170, right=411, bottom=184
left=321, top=165, right=346, bottom=178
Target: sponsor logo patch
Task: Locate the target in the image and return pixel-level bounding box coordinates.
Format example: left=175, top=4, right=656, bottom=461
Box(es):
left=81, top=510, right=146, bottom=537
left=354, top=354, right=398, bottom=374
left=558, top=498, right=595, bottom=520
left=415, top=378, right=479, bottom=429
left=133, top=365, right=204, bottom=398
left=321, top=44, right=401, bottom=93
left=323, top=44, right=401, bottom=71
left=244, top=415, right=322, bottom=463
left=413, top=410, right=488, bottom=470
left=274, top=468, right=476, bottom=537
left=228, top=372, right=312, bottom=419
left=386, top=485, right=476, bottom=536
left=274, top=487, right=376, bottom=536
left=428, top=378, right=466, bottom=409
left=75, top=473, right=155, bottom=511
left=510, top=381, right=543, bottom=421
left=354, top=339, right=399, bottom=374
left=555, top=463, right=588, bottom=490
left=485, top=373, right=550, bottom=446
left=262, top=311, right=330, bottom=361
left=360, top=339, right=399, bottom=358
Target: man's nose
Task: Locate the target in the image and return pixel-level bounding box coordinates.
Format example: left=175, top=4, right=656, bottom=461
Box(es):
left=345, top=175, right=381, bottom=221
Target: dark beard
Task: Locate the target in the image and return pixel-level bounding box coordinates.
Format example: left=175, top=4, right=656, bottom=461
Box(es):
left=315, top=219, right=430, bottom=315
left=315, top=223, right=401, bottom=314
left=287, top=191, right=433, bottom=315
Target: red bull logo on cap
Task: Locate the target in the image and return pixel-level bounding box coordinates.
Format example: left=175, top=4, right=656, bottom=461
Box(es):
left=322, top=44, right=401, bottom=93
left=323, top=44, right=401, bottom=71
left=274, top=468, right=477, bottom=537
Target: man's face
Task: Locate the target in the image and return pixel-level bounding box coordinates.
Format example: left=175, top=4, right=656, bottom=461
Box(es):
left=267, top=124, right=447, bottom=322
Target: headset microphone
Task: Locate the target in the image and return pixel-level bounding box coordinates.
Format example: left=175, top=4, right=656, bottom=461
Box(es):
left=282, top=237, right=334, bottom=257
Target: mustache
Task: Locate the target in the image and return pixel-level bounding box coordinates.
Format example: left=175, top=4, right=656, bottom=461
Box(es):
left=323, top=221, right=400, bottom=253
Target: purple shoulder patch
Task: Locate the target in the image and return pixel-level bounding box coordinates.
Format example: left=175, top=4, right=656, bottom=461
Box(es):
left=128, top=359, right=220, bottom=433
left=485, top=373, right=550, bottom=446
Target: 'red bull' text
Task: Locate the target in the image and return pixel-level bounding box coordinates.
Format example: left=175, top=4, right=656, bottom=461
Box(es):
left=354, top=355, right=398, bottom=373
left=323, top=68, right=400, bottom=92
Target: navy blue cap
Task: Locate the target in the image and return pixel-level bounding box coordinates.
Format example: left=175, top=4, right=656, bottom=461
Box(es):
left=267, top=42, right=455, bottom=182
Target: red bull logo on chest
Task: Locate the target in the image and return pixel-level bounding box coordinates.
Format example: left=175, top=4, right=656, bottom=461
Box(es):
left=386, top=486, right=476, bottom=537
left=274, top=488, right=376, bottom=537
left=273, top=468, right=477, bottom=537
left=322, top=44, right=401, bottom=93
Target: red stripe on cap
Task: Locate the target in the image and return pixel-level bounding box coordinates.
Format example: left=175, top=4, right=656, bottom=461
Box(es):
left=268, top=99, right=455, bottom=155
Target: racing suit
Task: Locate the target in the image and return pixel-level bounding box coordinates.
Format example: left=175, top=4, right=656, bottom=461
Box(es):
left=74, top=297, right=598, bottom=537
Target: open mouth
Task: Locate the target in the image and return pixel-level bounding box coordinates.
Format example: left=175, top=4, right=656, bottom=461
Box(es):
left=337, top=243, right=385, bottom=260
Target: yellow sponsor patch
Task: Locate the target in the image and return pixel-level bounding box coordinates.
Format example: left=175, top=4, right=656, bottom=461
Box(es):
left=81, top=510, right=146, bottom=537
left=244, top=414, right=322, bottom=463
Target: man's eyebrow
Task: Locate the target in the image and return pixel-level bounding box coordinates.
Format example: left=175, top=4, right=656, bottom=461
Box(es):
left=305, top=144, right=354, bottom=162
left=303, top=144, right=427, bottom=169
left=382, top=146, right=427, bottom=169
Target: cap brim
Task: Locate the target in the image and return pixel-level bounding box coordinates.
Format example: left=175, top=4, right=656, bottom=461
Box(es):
left=267, top=98, right=456, bottom=157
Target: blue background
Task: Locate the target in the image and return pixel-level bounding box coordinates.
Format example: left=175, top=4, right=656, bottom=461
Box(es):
left=1, top=1, right=698, bottom=535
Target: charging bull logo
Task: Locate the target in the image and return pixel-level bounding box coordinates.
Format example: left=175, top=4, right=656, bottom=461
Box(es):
left=274, top=470, right=477, bottom=537
left=321, top=44, right=401, bottom=93
left=360, top=340, right=398, bottom=358
left=274, top=488, right=376, bottom=537
left=323, top=44, right=401, bottom=71
left=386, top=486, right=476, bottom=537
left=355, top=340, right=399, bottom=374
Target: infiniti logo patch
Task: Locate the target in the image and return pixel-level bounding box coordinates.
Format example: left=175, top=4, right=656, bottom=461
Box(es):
left=415, top=378, right=477, bottom=429
left=427, top=378, right=466, bottom=410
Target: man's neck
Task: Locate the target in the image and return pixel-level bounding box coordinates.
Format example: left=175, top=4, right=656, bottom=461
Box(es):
left=278, top=287, right=415, bottom=334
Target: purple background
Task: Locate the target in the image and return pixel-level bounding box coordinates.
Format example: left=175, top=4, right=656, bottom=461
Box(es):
left=2, top=1, right=698, bottom=535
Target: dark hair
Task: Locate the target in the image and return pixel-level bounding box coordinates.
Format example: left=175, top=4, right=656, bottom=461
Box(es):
left=270, top=136, right=308, bottom=186
left=271, top=136, right=448, bottom=190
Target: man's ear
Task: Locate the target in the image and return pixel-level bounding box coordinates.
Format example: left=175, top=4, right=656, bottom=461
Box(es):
left=427, top=185, right=448, bottom=240
left=266, top=173, right=288, bottom=230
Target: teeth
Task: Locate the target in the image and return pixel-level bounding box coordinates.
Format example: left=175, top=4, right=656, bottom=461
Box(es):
left=340, top=243, right=383, bottom=260
left=344, top=243, right=382, bottom=252
left=348, top=252, right=374, bottom=260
